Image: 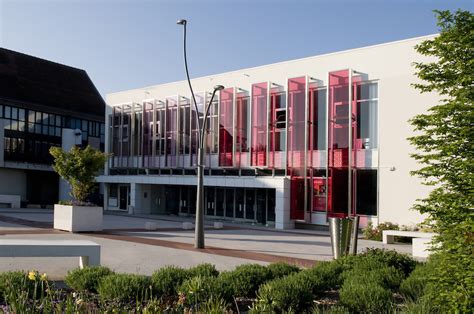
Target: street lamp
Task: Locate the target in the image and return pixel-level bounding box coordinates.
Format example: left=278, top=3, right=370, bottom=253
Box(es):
left=177, top=18, right=224, bottom=249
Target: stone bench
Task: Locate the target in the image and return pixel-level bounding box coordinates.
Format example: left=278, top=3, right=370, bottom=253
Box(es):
left=0, top=239, right=100, bottom=269
left=382, top=230, right=437, bottom=244
left=0, top=194, right=21, bottom=208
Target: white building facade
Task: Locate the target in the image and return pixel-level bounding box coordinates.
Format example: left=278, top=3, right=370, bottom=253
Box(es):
left=98, top=35, right=437, bottom=230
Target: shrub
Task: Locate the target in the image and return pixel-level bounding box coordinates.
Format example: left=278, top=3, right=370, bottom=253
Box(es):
left=339, top=276, right=393, bottom=312
left=305, top=261, right=345, bottom=293
left=253, top=273, right=313, bottom=313
left=49, top=145, right=108, bottom=203
left=151, top=266, right=189, bottom=297
left=340, top=248, right=417, bottom=277
left=218, top=264, right=270, bottom=298
left=98, top=273, right=152, bottom=302
left=178, top=275, right=233, bottom=307
left=187, top=263, right=219, bottom=278
left=362, top=221, right=399, bottom=241
left=267, top=262, right=300, bottom=279
left=0, top=271, right=28, bottom=302
left=344, top=266, right=403, bottom=292
left=399, top=262, right=435, bottom=301
left=65, top=266, right=113, bottom=293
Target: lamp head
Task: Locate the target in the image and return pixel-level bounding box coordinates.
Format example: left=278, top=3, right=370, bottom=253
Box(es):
left=214, top=85, right=225, bottom=91
left=176, top=19, right=187, bottom=25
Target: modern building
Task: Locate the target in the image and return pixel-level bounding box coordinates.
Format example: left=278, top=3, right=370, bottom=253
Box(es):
left=0, top=48, right=105, bottom=207
left=98, top=35, right=437, bottom=229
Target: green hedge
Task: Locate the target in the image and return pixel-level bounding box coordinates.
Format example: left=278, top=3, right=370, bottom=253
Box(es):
left=98, top=273, right=152, bottom=302
left=218, top=264, right=270, bottom=298
left=65, top=266, right=114, bottom=293
left=267, top=262, right=300, bottom=279
left=151, top=266, right=189, bottom=297
left=252, top=272, right=313, bottom=313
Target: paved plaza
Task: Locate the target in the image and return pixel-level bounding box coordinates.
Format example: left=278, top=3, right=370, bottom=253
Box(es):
left=0, top=209, right=412, bottom=279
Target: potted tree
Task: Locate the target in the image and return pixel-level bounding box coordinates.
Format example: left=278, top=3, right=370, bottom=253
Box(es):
left=50, top=145, right=108, bottom=232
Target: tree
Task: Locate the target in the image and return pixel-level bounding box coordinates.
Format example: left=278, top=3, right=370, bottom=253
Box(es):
left=409, top=9, right=473, bottom=311
left=50, top=145, right=108, bottom=204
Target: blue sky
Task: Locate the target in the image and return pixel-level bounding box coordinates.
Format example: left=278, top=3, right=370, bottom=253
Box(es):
left=0, top=0, right=472, bottom=96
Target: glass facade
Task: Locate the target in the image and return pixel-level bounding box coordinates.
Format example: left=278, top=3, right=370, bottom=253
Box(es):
left=1, top=103, right=104, bottom=164
left=107, top=71, right=379, bottom=221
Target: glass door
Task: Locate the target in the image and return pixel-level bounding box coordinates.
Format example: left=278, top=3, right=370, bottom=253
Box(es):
left=225, top=189, right=235, bottom=218
left=206, top=187, right=215, bottom=216
left=118, top=185, right=129, bottom=210
left=245, top=189, right=256, bottom=220
left=235, top=188, right=245, bottom=219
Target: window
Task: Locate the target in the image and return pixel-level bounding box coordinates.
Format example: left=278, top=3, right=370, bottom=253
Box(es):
left=356, top=170, right=377, bottom=215
left=356, top=82, right=378, bottom=149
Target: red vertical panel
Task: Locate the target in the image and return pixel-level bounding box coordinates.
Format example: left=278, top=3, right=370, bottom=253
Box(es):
left=251, top=83, right=268, bottom=167
left=288, top=77, right=306, bottom=220
left=328, top=70, right=353, bottom=217
left=219, top=88, right=234, bottom=166
left=191, top=93, right=204, bottom=167
left=166, top=97, right=178, bottom=168
left=235, top=92, right=249, bottom=168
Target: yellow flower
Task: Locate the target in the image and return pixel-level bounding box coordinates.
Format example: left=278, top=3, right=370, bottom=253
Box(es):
left=40, top=273, right=48, bottom=281
left=28, top=271, right=37, bottom=281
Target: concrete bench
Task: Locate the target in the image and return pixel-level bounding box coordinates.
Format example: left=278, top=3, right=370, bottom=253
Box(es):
left=412, top=237, right=434, bottom=258
left=382, top=230, right=436, bottom=244
left=0, top=194, right=21, bottom=208
left=0, top=239, right=100, bottom=269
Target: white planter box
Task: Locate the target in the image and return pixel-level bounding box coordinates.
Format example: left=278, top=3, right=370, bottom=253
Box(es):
left=54, top=204, right=103, bottom=232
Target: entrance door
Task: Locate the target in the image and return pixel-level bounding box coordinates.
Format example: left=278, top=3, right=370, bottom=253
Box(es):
left=216, top=188, right=225, bottom=217
left=225, top=189, right=235, bottom=218
left=206, top=187, right=215, bottom=216
left=256, top=189, right=267, bottom=225
left=119, top=185, right=129, bottom=210
left=245, top=189, right=255, bottom=220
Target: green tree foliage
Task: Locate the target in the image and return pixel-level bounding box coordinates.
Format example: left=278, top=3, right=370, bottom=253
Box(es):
left=50, top=145, right=108, bottom=203
left=409, top=9, right=473, bottom=311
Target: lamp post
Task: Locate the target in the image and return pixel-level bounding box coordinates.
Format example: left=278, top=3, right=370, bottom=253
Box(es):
left=177, top=18, right=224, bottom=249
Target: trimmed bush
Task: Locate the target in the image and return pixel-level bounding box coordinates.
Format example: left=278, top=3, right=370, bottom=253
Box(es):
left=151, top=266, right=188, bottom=297
left=188, top=263, right=219, bottom=278
left=399, top=263, right=434, bottom=301
left=98, top=273, right=152, bottom=302
left=253, top=272, right=313, bottom=313
left=178, top=275, right=233, bottom=307
left=342, top=263, right=404, bottom=291
left=0, top=271, right=27, bottom=302
left=218, top=264, right=270, bottom=298
left=65, top=266, right=113, bottom=293
left=339, top=276, right=393, bottom=312
left=340, top=248, right=416, bottom=277
left=267, top=262, right=300, bottom=279
left=305, top=261, right=345, bottom=293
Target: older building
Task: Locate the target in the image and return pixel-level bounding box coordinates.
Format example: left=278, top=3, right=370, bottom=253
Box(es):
left=0, top=48, right=105, bottom=207
left=98, top=35, right=437, bottom=229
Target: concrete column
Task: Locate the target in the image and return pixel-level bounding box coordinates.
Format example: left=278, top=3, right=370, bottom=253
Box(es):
left=275, top=178, right=294, bottom=230
left=129, top=183, right=140, bottom=215
left=103, top=183, right=109, bottom=211
left=0, top=119, right=5, bottom=168
left=59, top=129, right=82, bottom=201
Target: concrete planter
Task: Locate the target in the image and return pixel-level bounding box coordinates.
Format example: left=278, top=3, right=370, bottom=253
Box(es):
left=54, top=204, right=103, bottom=232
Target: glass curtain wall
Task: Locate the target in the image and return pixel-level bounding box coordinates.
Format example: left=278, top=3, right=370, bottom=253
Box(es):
left=166, top=97, right=178, bottom=168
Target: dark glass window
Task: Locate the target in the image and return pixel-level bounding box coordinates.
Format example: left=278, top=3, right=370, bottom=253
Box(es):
left=356, top=170, right=377, bottom=216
